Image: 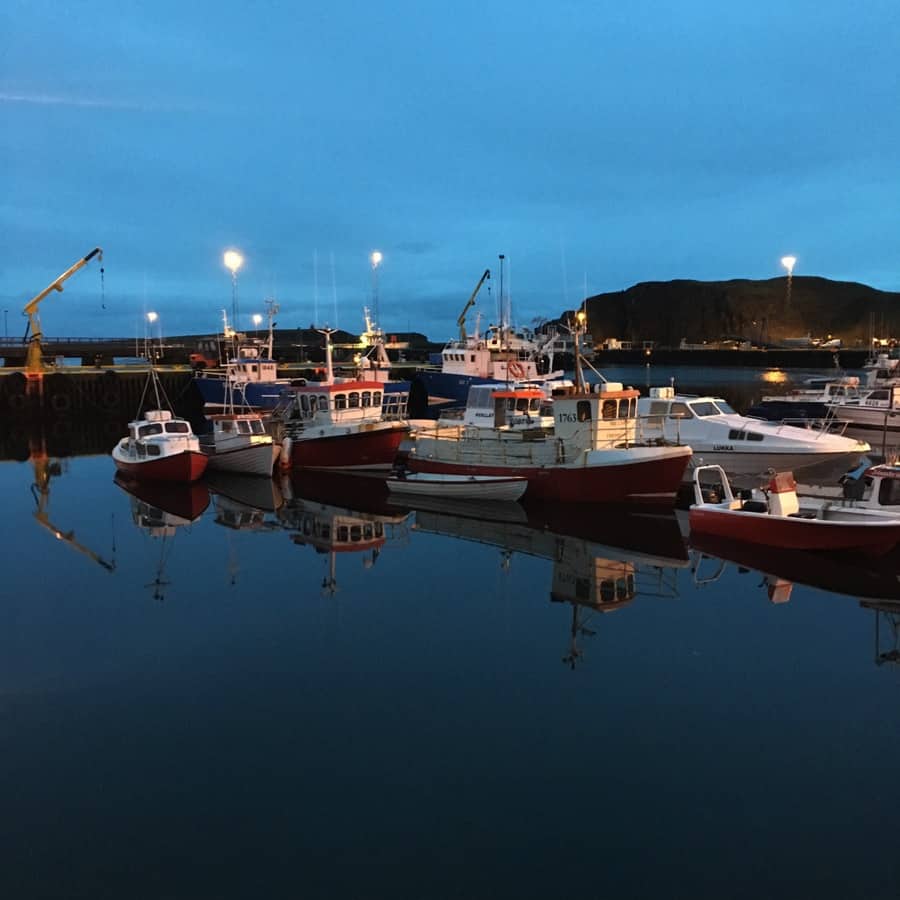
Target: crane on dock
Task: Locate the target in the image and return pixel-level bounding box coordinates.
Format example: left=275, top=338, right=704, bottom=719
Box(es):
left=23, top=247, right=103, bottom=374
left=457, top=268, right=491, bottom=341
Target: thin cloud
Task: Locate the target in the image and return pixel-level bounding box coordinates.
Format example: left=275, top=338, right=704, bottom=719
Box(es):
left=0, top=91, right=194, bottom=113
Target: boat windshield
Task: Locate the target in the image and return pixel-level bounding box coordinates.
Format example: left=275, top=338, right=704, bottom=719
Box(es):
left=713, top=400, right=736, bottom=414
left=164, top=421, right=190, bottom=434
left=689, top=401, right=721, bottom=417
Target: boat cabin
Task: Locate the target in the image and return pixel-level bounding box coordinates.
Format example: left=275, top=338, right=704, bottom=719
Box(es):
left=642, top=387, right=738, bottom=422
left=124, top=409, right=196, bottom=458
left=552, top=383, right=640, bottom=447
left=285, top=381, right=407, bottom=426
left=461, top=386, right=547, bottom=429
left=226, top=345, right=278, bottom=384
left=208, top=413, right=268, bottom=437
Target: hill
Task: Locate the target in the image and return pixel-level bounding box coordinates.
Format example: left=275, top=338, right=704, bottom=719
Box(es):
left=580, top=276, right=900, bottom=347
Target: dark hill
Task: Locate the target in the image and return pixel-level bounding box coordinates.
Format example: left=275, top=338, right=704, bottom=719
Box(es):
left=580, top=276, right=900, bottom=347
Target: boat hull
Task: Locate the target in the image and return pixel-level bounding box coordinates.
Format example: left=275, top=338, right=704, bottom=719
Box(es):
left=112, top=449, right=208, bottom=483
left=685, top=449, right=868, bottom=483
left=203, top=441, right=278, bottom=476
left=387, top=474, right=527, bottom=501
left=689, top=506, right=900, bottom=554
left=285, top=425, right=407, bottom=470
left=194, top=377, right=291, bottom=410
left=408, top=446, right=692, bottom=505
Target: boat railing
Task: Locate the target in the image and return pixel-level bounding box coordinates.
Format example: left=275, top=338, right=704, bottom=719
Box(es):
left=381, top=393, right=409, bottom=421
left=775, top=416, right=852, bottom=437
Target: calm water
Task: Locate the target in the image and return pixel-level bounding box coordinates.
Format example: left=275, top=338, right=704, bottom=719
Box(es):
left=2, top=368, right=899, bottom=899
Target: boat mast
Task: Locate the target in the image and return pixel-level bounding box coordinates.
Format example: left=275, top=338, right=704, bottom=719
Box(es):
left=265, top=298, right=279, bottom=360
left=574, top=309, right=587, bottom=392
left=317, top=327, right=337, bottom=384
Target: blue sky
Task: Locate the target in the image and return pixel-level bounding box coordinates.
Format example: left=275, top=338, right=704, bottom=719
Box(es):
left=3, top=0, right=899, bottom=341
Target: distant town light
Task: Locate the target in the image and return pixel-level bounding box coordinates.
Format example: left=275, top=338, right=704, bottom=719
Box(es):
left=223, top=249, right=244, bottom=274
left=780, top=255, right=797, bottom=274
left=370, top=250, right=383, bottom=269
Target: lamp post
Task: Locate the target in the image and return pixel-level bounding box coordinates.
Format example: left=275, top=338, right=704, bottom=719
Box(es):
left=223, top=249, right=244, bottom=327
left=370, top=250, right=383, bottom=327
left=3, top=309, right=7, bottom=340
left=781, top=255, right=797, bottom=311
left=146, top=311, right=158, bottom=362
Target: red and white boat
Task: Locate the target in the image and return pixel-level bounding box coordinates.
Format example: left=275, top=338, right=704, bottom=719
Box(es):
left=112, top=408, right=207, bottom=482
left=688, top=464, right=900, bottom=554
left=404, top=382, right=692, bottom=505
left=273, top=329, right=409, bottom=471
left=112, top=368, right=207, bottom=482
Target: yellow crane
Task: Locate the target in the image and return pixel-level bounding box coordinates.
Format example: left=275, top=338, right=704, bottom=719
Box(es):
left=31, top=451, right=115, bottom=572
left=456, top=268, right=491, bottom=341
left=23, top=247, right=103, bottom=374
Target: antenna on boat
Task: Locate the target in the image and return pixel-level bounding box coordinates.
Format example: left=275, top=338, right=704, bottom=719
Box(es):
left=316, top=326, right=337, bottom=384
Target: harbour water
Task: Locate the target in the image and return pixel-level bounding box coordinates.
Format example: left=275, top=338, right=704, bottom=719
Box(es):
left=1, top=367, right=899, bottom=898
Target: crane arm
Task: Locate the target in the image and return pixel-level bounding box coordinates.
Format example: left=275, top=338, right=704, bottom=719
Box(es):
left=457, top=268, right=491, bottom=341
left=33, top=513, right=116, bottom=572
left=23, top=247, right=103, bottom=338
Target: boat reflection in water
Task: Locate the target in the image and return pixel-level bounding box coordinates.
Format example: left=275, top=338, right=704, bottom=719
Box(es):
left=396, top=494, right=689, bottom=667
left=690, top=531, right=900, bottom=665
left=207, top=470, right=284, bottom=532
left=113, top=473, right=210, bottom=600
left=278, top=471, right=411, bottom=595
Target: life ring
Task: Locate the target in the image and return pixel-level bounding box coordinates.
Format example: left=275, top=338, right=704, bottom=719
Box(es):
left=508, top=361, right=525, bottom=379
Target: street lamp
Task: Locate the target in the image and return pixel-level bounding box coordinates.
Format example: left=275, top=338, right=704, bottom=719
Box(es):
left=223, top=249, right=244, bottom=327
left=781, top=255, right=797, bottom=310
left=252, top=313, right=263, bottom=336
left=146, top=311, right=158, bottom=361
left=370, top=250, right=383, bottom=326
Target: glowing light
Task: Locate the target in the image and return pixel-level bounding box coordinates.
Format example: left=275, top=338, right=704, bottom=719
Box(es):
left=370, top=250, right=383, bottom=269
left=147, top=311, right=158, bottom=323
left=576, top=310, right=586, bottom=325
left=780, top=255, right=797, bottom=274
left=761, top=370, right=788, bottom=384
left=252, top=314, right=263, bottom=326
left=223, top=249, right=244, bottom=274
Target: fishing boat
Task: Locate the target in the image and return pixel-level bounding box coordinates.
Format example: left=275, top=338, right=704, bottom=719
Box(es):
left=405, top=381, right=692, bottom=505
left=688, top=464, right=900, bottom=553
left=746, top=376, right=864, bottom=421
left=639, top=386, right=870, bottom=480
left=413, top=263, right=569, bottom=409
left=200, top=411, right=278, bottom=476
left=111, top=371, right=207, bottom=482
left=272, top=329, right=409, bottom=471
left=193, top=305, right=295, bottom=411
left=386, top=472, right=528, bottom=501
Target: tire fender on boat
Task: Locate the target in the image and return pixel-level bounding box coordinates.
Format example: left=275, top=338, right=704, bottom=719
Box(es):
left=279, top=437, right=292, bottom=469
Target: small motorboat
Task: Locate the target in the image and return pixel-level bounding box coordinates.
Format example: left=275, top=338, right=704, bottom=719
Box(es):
left=386, top=472, right=528, bottom=501
left=112, top=409, right=208, bottom=482
left=200, top=412, right=278, bottom=476
left=688, top=464, right=900, bottom=554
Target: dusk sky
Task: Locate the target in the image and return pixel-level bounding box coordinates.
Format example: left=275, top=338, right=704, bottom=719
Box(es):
left=3, top=0, right=899, bottom=342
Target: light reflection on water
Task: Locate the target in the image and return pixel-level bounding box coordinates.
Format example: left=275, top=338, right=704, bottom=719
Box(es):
left=0, top=381, right=899, bottom=896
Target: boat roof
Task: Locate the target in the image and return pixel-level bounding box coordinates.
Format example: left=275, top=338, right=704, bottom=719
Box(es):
left=208, top=412, right=264, bottom=421
left=293, top=380, right=387, bottom=392
left=490, top=389, right=545, bottom=399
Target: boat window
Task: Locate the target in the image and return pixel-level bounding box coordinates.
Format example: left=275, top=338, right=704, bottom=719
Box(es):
left=470, top=355, right=475, bottom=362
left=746, top=432, right=764, bottom=441
left=350, top=525, right=362, bottom=541
left=363, top=524, right=374, bottom=540
left=516, top=398, right=531, bottom=412
left=139, top=423, right=163, bottom=437
left=648, top=401, right=669, bottom=417
left=627, top=398, right=636, bottom=417
left=348, top=392, right=360, bottom=408
left=878, top=477, right=900, bottom=506
left=129, top=426, right=137, bottom=440
left=337, top=526, right=349, bottom=542
left=334, top=394, right=347, bottom=409
left=250, top=364, right=258, bottom=374
left=714, top=401, right=737, bottom=414
left=165, top=421, right=189, bottom=434
left=373, top=392, right=382, bottom=407
left=251, top=420, right=265, bottom=434
left=577, top=400, right=592, bottom=422
left=136, top=443, right=146, bottom=457
left=602, top=399, right=618, bottom=419
left=146, top=444, right=161, bottom=456
left=375, top=522, right=384, bottom=537
left=728, top=429, right=746, bottom=440
left=300, top=394, right=309, bottom=413
left=319, top=395, right=329, bottom=410
left=362, top=391, right=372, bottom=408
left=868, top=390, right=889, bottom=401
left=690, top=401, right=720, bottom=417
left=530, top=398, right=542, bottom=413
left=238, top=421, right=251, bottom=434
left=669, top=402, right=693, bottom=418
left=600, top=580, right=615, bottom=603
left=221, top=419, right=235, bottom=432
left=320, top=524, right=330, bottom=540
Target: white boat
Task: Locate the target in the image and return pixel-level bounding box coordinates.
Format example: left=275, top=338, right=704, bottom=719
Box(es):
left=826, top=383, right=900, bottom=432
left=387, top=472, right=527, bottom=501
left=200, top=412, right=278, bottom=476
left=639, top=386, right=870, bottom=481
left=112, top=370, right=208, bottom=483
left=689, top=464, right=900, bottom=553
left=747, top=376, right=864, bottom=421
